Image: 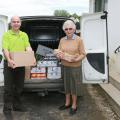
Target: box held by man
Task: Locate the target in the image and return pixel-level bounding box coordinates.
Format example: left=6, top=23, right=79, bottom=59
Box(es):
left=10, top=51, right=35, bottom=67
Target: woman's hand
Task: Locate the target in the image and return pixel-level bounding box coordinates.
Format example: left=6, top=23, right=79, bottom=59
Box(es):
left=70, top=54, right=85, bottom=62
left=67, top=55, right=81, bottom=62
left=54, top=49, right=64, bottom=60
left=56, top=51, right=64, bottom=59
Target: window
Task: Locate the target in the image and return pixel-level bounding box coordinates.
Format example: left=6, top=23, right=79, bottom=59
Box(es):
left=95, top=0, right=107, bottom=12
left=30, top=26, right=59, bottom=41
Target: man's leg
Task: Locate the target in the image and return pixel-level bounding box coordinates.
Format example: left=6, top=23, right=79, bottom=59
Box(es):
left=13, top=67, right=25, bottom=111
left=3, top=61, right=14, bottom=113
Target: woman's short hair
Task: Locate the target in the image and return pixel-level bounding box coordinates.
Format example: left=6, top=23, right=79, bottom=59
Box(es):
left=62, top=20, right=76, bottom=30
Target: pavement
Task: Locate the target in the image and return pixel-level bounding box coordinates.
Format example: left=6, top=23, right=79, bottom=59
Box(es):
left=0, top=84, right=120, bottom=120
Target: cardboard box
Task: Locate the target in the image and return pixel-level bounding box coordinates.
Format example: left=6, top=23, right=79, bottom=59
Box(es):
left=31, top=67, right=46, bottom=73
left=25, top=66, right=31, bottom=80
left=47, top=67, right=61, bottom=79
left=30, top=67, right=46, bottom=79
left=10, top=51, right=35, bottom=67
left=31, top=73, right=46, bottom=79
left=37, top=60, right=57, bottom=67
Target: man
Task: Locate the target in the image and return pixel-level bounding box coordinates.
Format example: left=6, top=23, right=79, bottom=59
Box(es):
left=2, top=16, right=35, bottom=113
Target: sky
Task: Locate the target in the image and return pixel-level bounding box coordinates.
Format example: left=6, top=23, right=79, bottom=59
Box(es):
left=0, top=0, right=89, bottom=18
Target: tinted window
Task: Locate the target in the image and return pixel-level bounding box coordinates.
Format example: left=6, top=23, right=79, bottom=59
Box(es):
left=30, top=26, right=59, bottom=41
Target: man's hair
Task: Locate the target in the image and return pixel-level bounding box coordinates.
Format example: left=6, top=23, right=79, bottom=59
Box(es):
left=10, top=16, right=21, bottom=23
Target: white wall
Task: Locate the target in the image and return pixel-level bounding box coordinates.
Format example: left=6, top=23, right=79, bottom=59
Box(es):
left=89, top=0, right=95, bottom=13
left=0, top=15, right=8, bottom=83
left=107, top=0, right=120, bottom=74
left=107, top=0, right=120, bottom=55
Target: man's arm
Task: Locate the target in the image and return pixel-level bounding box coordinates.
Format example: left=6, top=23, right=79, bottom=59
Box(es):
left=25, top=46, right=33, bottom=51
left=25, top=46, right=36, bottom=66
left=3, top=49, right=16, bottom=68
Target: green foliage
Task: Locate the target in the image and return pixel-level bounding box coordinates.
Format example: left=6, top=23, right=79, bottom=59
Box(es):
left=54, top=10, right=81, bottom=30
left=54, top=10, right=80, bottom=21
left=71, top=13, right=81, bottom=20
left=54, top=10, right=70, bottom=17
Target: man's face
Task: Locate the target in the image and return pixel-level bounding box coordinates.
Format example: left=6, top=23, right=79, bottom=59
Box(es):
left=11, top=16, right=21, bottom=31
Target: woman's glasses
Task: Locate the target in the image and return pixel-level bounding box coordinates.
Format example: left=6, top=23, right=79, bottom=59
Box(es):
left=64, top=28, right=73, bottom=31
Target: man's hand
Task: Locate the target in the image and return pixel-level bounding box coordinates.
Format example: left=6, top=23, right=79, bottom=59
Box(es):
left=2, top=49, right=16, bottom=68
left=8, top=59, right=16, bottom=69
left=26, top=46, right=32, bottom=51
left=33, top=57, right=36, bottom=66
left=26, top=47, right=36, bottom=66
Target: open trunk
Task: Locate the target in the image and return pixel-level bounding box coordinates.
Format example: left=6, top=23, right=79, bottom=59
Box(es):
left=20, top=16, right=67, bottom=92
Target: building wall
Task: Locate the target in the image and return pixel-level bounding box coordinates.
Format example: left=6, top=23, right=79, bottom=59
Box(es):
left=107, top=0, right=120, bottom=55
left=107, top=0, right=120, bottom=73
left=89, top=0, right=95, bottom=13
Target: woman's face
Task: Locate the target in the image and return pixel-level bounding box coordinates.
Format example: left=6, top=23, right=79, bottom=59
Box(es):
left=64, top=26, right=75, bottom=38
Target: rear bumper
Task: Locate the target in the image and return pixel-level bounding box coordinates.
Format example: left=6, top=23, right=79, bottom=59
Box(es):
left=24, top=79, right=64, bottom=92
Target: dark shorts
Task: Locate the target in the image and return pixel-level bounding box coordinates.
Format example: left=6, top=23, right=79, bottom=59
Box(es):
left=62, top=66, right=81, bottom=95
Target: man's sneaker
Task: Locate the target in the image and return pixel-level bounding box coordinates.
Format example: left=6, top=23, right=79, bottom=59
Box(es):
left=3, top=106, right=12, bottom=114
left=3, top=109, right=11, bottom=114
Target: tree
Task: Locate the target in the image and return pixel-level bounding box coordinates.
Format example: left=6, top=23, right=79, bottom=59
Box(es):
left=54, top=10, right=80, bottom=20
left=71, top=13, right=80, bottom=20
left=54, top=10, right=70, bottom=17
left=53, top=10, right=81, bottom=30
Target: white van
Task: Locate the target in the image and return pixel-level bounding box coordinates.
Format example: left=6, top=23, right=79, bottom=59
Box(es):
left=0, top=14, right=108, bottom=93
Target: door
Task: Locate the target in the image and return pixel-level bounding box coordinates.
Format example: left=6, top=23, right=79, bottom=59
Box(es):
left=81, top=12, right=108, bottom=83
left=0, top=15, right=8, bottom=83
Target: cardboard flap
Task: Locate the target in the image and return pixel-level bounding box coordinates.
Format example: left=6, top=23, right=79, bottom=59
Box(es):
left=36, top=44, right=53, bottom=56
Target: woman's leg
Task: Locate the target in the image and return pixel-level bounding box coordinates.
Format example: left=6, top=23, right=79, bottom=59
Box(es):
left=69, top=94, right=77, bottom=115
left=65, top=93, right=70, bottom=106
left=70, top=67, right=80, bottom=112
left=59, top=66, right=71, bottom=110
left=63, top=66, right=71, bottom=106
left=71, top=94, right=77, bottom=109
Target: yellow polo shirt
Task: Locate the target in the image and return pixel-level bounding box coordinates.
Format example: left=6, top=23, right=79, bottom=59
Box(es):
left=2, top=30, right=30, bottom=52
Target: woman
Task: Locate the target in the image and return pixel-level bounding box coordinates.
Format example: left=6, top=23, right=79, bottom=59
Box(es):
left=55, top=20, right=86, bottom=115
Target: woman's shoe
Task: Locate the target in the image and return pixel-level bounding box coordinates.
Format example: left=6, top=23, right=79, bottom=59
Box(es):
left=59, top=105, right=71, bottom=110
left=69, top=107, right=77, bottom=115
